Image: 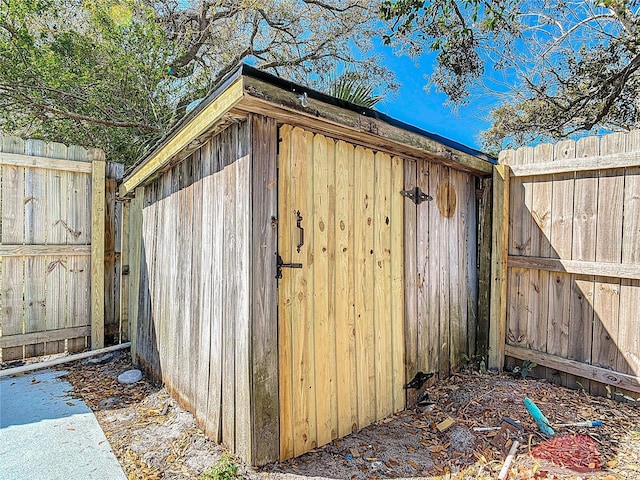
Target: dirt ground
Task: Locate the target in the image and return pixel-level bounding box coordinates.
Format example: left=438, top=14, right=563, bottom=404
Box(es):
left=11, top=350, right=639, bottom=480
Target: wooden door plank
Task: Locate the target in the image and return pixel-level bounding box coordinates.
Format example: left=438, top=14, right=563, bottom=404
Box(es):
left=373, top=151, right=392, bottom=420
left=290, top=126, right=316, bottom=456
left=390, top=155, right=405, bottom=413
left=334, top=139, right=357, bottom=437
left=312, top=133, right=337, bottom=446
left=277, top=125, right=294, bottom=460
left=354, top=145, right=375, bottom=428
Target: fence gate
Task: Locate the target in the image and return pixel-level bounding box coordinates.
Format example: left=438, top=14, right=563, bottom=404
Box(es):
left=0, top=137, right=111, bottom=362
left=489, top=131, right=640, bottom=397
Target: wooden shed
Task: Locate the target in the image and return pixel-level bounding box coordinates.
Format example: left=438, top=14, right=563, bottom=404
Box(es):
left=119, top=65, right=494, bottom=466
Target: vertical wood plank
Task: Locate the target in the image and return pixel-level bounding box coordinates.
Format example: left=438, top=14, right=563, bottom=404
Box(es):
left=464, top=173, right=478, bottom=362
left=334, top=140, right=357, bottom=437
left=354, top=145, right=375, bottom=428
left=277, top=125, right=294, bottom=460
left=476, top=177, right=493, bottom=361
left=488, top=162, right=510, bottom=371
left=528, top=144, right=553, bottom=365
left=222, top=148, right=237, bottom=451
left=373, top=151, right=392, bottom=420
left=45, top=142, right=69, bottom=354
left=390, top=155, right=405, bottom=413
left=66, top=147, right=91, bottom=353
left=619, top=130, right=640, bottom=381
left=566, top=137, right=599, bottom=390
left=235, top=147, right=252, bottom=461
left=545, top=140, right=575, bottom=385
left=437, top=166, right=451, bottom=374
left=119, top=199, right=130, bottom=343
left=250, top=116, right=279, bottom=465
left=91, top=155, right=106, bottom=349
left=591, top=133, right=625, bottom=396
left=1, top=136, right=26, bottom=360
left=207, top=157, right=224, bottom=443
left=24, top=139, right=47, bottom=357
left=403, top=159, right=418, bottom=403
left=418, top=159, right=436, bottom=376
left=312, top=134, right=337, bottom=445
left=127, top=187, right=144, bottom=363
left=291, top=127, right=317, bottom=455
left=448, top=169, right=463, bottom=371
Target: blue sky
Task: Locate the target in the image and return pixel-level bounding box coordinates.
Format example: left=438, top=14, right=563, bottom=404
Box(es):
left=373, top=44, right=493, bottom=152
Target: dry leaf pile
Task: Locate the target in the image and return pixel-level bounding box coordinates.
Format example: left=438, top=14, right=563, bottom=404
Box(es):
left=58, top=352, right=639, bottom=480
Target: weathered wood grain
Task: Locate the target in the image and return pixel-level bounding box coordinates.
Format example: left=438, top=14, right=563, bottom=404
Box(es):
left=249, top=116, right=279, bottom=465
left=277, top=124, right=294, bottom=460
left=1, top=136, right=26, bottom=361
left=403, top=159, right=418, bottom=402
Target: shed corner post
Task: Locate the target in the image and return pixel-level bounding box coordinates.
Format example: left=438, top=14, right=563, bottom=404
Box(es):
left=488, top=157, right=511, bottom=371
left=249, top=114, right=280, bottom=466
left=90, top=148, right=106, bottom=350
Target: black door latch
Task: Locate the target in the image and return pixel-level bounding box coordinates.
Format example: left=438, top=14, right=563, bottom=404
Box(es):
left=276, top=254, right=302, bottom=279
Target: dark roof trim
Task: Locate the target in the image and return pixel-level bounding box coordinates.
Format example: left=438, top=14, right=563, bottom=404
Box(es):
left=237, top=64, right=495, bottom=164
left=127, top=62, right=495, bottom=181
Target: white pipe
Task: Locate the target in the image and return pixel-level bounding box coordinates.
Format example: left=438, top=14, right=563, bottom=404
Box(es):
left=0, top=342, right=131, bottom=378
left=497, top=440, right=520, bottom=480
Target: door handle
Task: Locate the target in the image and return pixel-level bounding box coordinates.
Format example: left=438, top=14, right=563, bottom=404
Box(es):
left=296, top=210, right=304, bottom=253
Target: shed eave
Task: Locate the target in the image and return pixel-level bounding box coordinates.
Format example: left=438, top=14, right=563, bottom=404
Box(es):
left=119, top=76, right=245, bottom=197
left=238, top=75, right=494, bottom=176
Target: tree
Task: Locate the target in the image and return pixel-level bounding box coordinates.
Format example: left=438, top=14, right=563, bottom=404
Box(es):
left=0, top=0, right=393, bottom=164
left=381, top=0, right=640, bottom=150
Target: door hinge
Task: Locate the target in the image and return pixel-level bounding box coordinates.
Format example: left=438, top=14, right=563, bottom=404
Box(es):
left=401, top=186, right=432, bottom=205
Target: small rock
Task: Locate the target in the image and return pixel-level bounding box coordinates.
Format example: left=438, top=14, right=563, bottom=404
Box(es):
left=118, top=369, right=142, bottom=384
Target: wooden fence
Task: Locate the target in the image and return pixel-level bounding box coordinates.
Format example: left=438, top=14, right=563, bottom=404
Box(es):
left=0, top=137, right=123, bottom=362
left=489, top=131, right=640, bottom=397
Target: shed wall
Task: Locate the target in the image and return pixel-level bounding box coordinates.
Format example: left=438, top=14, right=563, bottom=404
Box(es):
left=404, top=159, right=480, bottom=392
left=131, top=121, right=254, bottom=459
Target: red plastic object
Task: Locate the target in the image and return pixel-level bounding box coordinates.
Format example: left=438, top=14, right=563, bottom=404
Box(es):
left=531, top=435, right=601, bottom=472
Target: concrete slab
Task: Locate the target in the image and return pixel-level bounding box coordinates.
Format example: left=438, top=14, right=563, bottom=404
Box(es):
left=0, top=369, right=127, bottom=480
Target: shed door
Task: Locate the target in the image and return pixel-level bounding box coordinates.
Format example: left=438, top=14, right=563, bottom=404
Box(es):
left=276, top=125, right=405, bottom=460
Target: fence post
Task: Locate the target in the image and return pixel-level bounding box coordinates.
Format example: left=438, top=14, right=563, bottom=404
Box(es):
left=90, top=149, right=106, bottom=349
left=488, top=162, right=510, bottom=370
